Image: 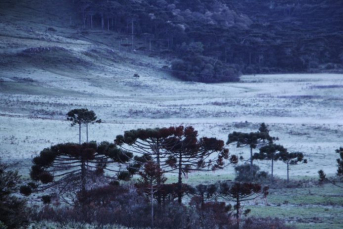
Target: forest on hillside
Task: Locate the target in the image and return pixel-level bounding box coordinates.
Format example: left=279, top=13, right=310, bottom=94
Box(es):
left=73, top=0, right=343, bottom=82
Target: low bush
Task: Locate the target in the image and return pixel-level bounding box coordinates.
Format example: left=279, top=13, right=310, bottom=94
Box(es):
left=234, top=164, right=270, bottom=183
left=243, top=217, right=295, bottom=229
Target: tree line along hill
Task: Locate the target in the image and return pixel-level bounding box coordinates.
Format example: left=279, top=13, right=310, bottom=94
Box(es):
left=72, top=0, right=343, bottom=83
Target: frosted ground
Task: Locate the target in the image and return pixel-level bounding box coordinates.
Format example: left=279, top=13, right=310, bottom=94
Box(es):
left=1, top=61, right=343, bottom=179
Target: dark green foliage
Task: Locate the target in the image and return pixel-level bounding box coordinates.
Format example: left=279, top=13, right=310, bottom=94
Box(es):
left=235, top=164, right=269, bottom=182
left=171, top=52, right=240, bottom=83
left=259, top=123, right=269, bottom=134
left=116, top=126, right=235, bottom=204
left=253, top=143, right=287, bottom=180
left=73, top=0, right=343, bottom=81
left=117, top=171, right=131, bottom=181
left=336, top=147, right=343, bottom=178
left=162, top=126, right=235, bottom=203
left=19, top=185, right=32, bottom=196
left=29, top=142, right=133, bottom=201
left=67, top=108, right=101, bottom=143
left=318, top=170, right=326, bottom=183
left=318, top=147, right=343, bottom=185
left=254, top=144, right=287, bottom=161
left=0, top=160, right=29, bottom=228
left=218, top=181, right=269, bottom=226
left=42, top=195, right=51, bottom=204
left=227, top=123, right=275, bottom=177
left=67, top=109, right=100, bottom=127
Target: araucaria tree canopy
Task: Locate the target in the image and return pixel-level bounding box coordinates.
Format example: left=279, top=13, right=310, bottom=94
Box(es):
left=30, top=142, right=132, bottom=203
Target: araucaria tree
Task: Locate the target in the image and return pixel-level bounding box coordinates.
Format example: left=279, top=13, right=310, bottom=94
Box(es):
left=135, top=161, right=167, bottom=228
left=336, top=147, right=343, bottom=178
left=219, top=182, right=269, bottom=227
left=30, top=142, right=132, bottom=204
left=115, top=126, right=183, bottom=204
left=319, top=147, right=343, bottom=185
left=278, top=151, right=307, bottom=182
left=227, top=123, right=274, bottom=177
left=116, top=126, right=237, bottom=204
left=253, top=143, right=287, bottom=181
left=163, top=126, right=237, bottom=204
left=67, top=108, right=101, bottom=144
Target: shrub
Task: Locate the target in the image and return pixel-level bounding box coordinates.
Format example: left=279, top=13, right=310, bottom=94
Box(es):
left=235, top=164, right=270, bottom=182
left=171, top=55, right=240, bottom=83
left=243, top=217, right=295, bottom=229
left=0, top=160, right=29, bottom=228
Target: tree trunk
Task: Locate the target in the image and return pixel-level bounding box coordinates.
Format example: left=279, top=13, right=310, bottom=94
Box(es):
left=236, top=192, right=240, bottom=227
left=86, top=123, right=88, bottom=143
left=271, top=157, right=274, bottom=181
left=178, top=151, right=182, bottom=204
left=101, top=14, right=104, bottom=30
left=287, top=161, right=289, bottom=183
left=131, top=19, right=134, bottom=51
left=156, top=140, right=162, bottom=205
left=80, top=154, right=87, bottom=218
left=83, top=13, right=86, bottom=28
left=79, top=123, right=81, bottom=144
left=90, top=14, right=93, bottom=29
left=250, top=147, right=253, bottom=177
left=151, top=181, right=154, bottom=228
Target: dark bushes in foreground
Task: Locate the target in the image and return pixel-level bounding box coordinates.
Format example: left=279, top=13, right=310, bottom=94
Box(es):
left=243, top=217, right=295, bottom=229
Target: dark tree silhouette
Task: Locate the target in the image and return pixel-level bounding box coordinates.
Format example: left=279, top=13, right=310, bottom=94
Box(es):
left=219, top=182, right=269, bottom=227
left=227, top=125, right=274, bottom=177
left=67, top=108, right=101, bottom=144
left=116, top=126, right=237, bottom=204
left=163, top=126, right=237, bottom=204
left=318, top=147, right=343, bottom=188
left=253, top=143, right=287, bottom=181
left=29, top=142, right=132, bottom=205
left=115, top=126, right=183, bottom=204
left=135, top=161, right=167, bottom=228
left=0, top=160, right=29, bottom=228
left=278, top=151, right=307, bottom=182
left=336, top=147, right=343, bottom=178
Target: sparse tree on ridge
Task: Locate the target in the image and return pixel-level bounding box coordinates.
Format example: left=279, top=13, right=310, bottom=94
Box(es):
left=67, top=108, right=101, bottom=144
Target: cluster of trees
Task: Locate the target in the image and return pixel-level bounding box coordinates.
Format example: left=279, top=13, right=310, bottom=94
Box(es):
left=2, top=108, right=343, bottom=228
left=71, top=0, right=342, bottom=82
left=20, top=110, right=307, bottom=227
left=19, top=109, right=272, bottom=227
left=227, top=123, right=307, bottom=182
